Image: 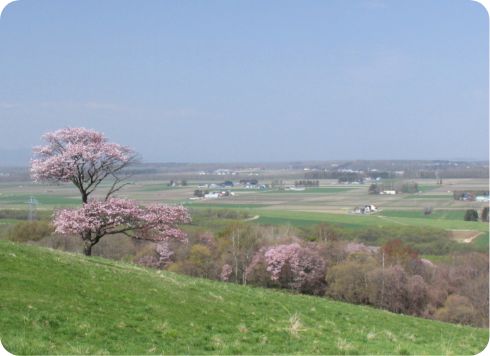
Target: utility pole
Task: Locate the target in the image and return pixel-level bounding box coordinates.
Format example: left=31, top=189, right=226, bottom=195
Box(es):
left=26, top=196, right=39, bottom=221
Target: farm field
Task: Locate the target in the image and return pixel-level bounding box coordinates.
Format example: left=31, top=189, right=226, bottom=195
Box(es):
left=253, top=210, right=489, bottom=232
left=1, top=240, right=488, bottom=355
left=1, top=178, right=487, bottom=210
left=1, top=178, right=488, bottom=231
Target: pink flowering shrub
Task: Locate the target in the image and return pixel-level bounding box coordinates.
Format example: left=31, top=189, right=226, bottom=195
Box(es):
left=247, top=243, right=326, bottom=295
left=136, top=241, right=175, bottom=269
left=220, top=264, right=233, bottom=281
left=156, top=242, right=175, bottom=268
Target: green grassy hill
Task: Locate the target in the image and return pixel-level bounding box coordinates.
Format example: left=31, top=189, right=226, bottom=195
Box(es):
left=0, top=240, right=487, bottom=355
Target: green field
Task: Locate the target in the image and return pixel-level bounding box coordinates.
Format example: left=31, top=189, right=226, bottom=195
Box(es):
left=381, top=210, right=465, bottom=220
left=140, top=184, right=183, bottom=192
left=185, top=202, right=269, bottom=209
left=472, top=233, right=490, bottom=250
left=255, top=210, right=490, bottom=232
left=404, top=195, right=452, bottom=200
left=266, top=187, right=354, bottom=194
left=0, top=193, right=80, bottom=207
left=417, top=185, right=439, bottom=192
left=0, top=240, right=487, bottom=355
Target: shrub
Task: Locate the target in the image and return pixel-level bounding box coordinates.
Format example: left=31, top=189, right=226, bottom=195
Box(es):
left=326, top=254, right=377, bottom=304
left=435, top=295, right=478, bottom=326
left=464, top=209, right=479, bottom=221
left=382, top=239, right=418, bottom=267
left=169, top=244, right=216, bottom=279
left=481, top=207, right=489, bottom=222
left=367, top=265, right=408, bottom=313
left=7, top=221, right=54, bottom=242
left=405, top=275, right=429, bottom=316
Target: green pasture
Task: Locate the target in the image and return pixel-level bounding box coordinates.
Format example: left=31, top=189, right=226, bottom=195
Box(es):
left=139, top=184, right=184, bottom=192
left=256, top=211, right=389, bottom=229
left=417, top=185, right=439, bottom=192
left=381, top=210, right=465, bottom=221
left=0, top=218, right=21, bottom=225
left=255, top=210, right=489, bottom=233
left=472, top=233, right=490, bottom=250
left=185, top=202, right=269, bottom=209
left=266, top=187, right=354, bottom=194
left=404, top=195, right=452, bottom=200
left=1, top=240, right=487, bottom=355
left=0, top=193, right=80, bottom=207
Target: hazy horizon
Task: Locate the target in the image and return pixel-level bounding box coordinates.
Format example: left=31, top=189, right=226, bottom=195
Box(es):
left=0, top=0, right=488, bottom=164
left=0, top=146, right=487, bottom=168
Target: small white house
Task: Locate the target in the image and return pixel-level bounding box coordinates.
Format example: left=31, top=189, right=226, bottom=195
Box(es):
left=287, top=186, right=306, bottom=191
left=204, top=192, right=220, bottom=199
left=353, top=204, right=378, bottom=214
left=380, top=190, right=396, bottom=195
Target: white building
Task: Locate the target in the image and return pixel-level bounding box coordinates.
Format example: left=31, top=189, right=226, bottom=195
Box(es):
left=380, top=190, right=396, bottom=195
left=204, top=192, right=220, bottom=199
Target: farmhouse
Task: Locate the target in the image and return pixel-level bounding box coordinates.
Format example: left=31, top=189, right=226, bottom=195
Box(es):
left=202, top=190, right=236, bottom=200
left=353, top=204, right=378, bottom=214
left=476, top=195, right=490, bottom=202
left=204, top=192, right=220, bottom=199
left=286, top=186, right=306, bottom=191
left=380, top=190, right=396, bottom=195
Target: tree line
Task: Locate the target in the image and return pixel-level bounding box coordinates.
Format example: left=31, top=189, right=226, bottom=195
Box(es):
left=133, top=222, right=488, bottom=328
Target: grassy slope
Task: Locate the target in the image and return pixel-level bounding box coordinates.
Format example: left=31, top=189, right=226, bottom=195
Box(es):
left=0, top=241, right=488, bottom=355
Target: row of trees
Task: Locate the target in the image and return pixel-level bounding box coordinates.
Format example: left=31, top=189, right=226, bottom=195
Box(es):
left=135, top=223, right=488, bottom=327
left=464, top=208, right=489, bottom=222
left=368, top=182, right=419, bottom=194
left=294, top=180, right=320, bottom=187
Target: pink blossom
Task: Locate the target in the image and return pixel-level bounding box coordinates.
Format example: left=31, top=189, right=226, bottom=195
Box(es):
left=220, top=264, right=233, bottom=281
left=248, top=243, right=326, bottom=294
left=156, top=242, right=174, bottom=267
left=32, top=128, right=192, bottom=256
left=31, top=128, right=135, bottom=202
left=54, top=198, right=191, bottom=242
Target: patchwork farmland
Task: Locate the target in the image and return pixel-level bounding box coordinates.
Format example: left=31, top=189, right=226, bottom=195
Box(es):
left=1, top=176, right=488, bottom=243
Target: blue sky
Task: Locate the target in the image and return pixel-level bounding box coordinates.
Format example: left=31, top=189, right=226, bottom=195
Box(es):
left=0, top=0, right=488, bottom=164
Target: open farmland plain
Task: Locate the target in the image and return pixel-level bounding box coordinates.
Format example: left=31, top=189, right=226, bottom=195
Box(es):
left=0, top=176, right=488, bottom=245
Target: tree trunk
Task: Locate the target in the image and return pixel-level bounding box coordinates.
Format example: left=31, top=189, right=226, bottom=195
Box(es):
left=82, top=231, right=94, bottom=256
left=83, top=243, right=93, bottom=256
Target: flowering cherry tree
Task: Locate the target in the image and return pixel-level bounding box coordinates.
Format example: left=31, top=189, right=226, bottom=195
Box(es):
left=31, top=127, right=136, bottom=203
left=54, top=198, right=190, bottom=255
left=247, top=242, right=326, bottom=295
left=31, top=128, right=191, bottom=256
